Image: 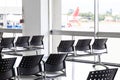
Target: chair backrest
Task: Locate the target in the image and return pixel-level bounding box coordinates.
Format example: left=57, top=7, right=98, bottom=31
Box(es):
left=18, top=55, right=44, bottom=68
left=87, top=68, right=118, bottom=80
left=0, top=58, right=16, bottom=72
left=45, top=54, right=67, bottom=72
left=0, top=58, right=16, bottom=80
left=17, top=55, right=44, bottom=76
left=75, top=39, right=91, bottom=51
left=92, top=38, right=107, bottom=50
left=30, top=35, right=44, bottom=46
left=0, top=37, right=15, bottom=48
left=15, top=36, right=30, bottom=47
left=46, top=54, right=67, bottom=65
left=57, top=40, right=75, bottom=52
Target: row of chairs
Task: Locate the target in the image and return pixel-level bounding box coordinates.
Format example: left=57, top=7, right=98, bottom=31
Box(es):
left=57, top=38, right=108, bottom=68
left=0, top=53, right=67, bottom=80
left=0, top=35, right=44, bottom=49
left=57, top=38, right=119, bottom=80
left=0, top=35, right=44, bottom=55
left=0, top=54, right=118, bottom=80
left=57, top=38, right=108, bottom=55
left=57, top=38, right=118, bottom=80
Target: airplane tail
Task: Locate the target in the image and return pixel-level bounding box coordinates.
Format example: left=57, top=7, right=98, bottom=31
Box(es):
left=72, top=7, right=79, bottom=18
left=66, top=7, right=80, bottom=27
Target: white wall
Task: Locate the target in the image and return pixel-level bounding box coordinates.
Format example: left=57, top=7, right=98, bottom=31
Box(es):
left=41, top=0, right=49, bottom=55
left=22, top=0, right=49, bottom=54
left=22, top=0, right=62, bottom=54
left=22, top=0, right=41, bottom=36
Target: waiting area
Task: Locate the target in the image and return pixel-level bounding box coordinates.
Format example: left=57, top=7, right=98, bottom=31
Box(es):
left=0, top=34, right=119, bottom=80
left=0, top=0, right=120, bottom=80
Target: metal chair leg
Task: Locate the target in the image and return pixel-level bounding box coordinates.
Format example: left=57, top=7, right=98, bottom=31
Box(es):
left=93, top=54, right=108, bottom=69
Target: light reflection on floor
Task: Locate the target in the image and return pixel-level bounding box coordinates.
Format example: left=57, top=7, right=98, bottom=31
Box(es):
left=60, top=61, right=120, bottom=80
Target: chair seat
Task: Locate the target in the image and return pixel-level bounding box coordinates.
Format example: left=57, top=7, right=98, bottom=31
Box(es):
left=45, top=63, right=65, bottom=72
left=17, top=65, right=41, bottom=75
left=0, top=69, right=14, bottom=80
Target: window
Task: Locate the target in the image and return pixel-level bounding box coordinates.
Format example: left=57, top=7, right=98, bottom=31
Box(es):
left=61, top=0, right=94, bottom=31
left=0, top=0, right=22, bottom=29
left=50, top=0, right=120, bottom=64
left=50, top=1, right=120, bottom=79
left=99, top=0, right=120, bottom=32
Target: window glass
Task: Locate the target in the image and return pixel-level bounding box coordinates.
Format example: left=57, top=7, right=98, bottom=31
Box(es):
left=0, top=0, right=22, bottom=29
left=62, top=0, right=94, bottom=31
left=0, top=0, right=22, bottom=7
left=99, top=0, right=120, bottom=32
left=51, top=0, right=120, bottom=66
left=102, top=38, right=120, bottom=63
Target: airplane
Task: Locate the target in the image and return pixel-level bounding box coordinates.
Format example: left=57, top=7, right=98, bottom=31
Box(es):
left=67, top=7, right=81, bottom=27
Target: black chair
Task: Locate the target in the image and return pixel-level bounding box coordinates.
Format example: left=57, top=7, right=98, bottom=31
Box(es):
left=30, top=35, right=44, bottom=49
left=15, top=36, right=30, bottom=48
left=43, top=54, right=67, bottom=79
left=17, top=55, right=44, bottom=78
left=0, top=57, right=16, bottom=80
left=92, top=38, right=108, bottom=53
left=27, top=35, right=44, bottom=55
left=0, top=37, right=15, bottom=49
left=57, top=40, right=75, bottom=55
left=87, top=68, right=118, bottom=80
left=92, top=38, right=108, bottom=68
left=0, top=37, right=15, bottom=55
left=75, top=39, right=91, bottom=55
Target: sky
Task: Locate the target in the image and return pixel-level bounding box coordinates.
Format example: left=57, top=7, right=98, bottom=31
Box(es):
left=62, top=0, right=120, bottom=15
left=0, top=0, right=22, bottom=7
left=0, top=0, right=120, bottom=15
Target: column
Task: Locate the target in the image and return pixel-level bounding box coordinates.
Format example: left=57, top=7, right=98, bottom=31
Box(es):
left=51, top=0, right=62, bottom=53
left=22, top=0, right=49, bottom=55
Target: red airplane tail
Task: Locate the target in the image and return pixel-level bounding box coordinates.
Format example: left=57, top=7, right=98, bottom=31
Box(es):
left=67, top=7, right=80, bottom=27
left=72, top=7, right=79, bottom=18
